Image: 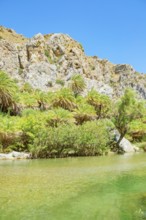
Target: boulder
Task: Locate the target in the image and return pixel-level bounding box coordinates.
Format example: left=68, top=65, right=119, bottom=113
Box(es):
left=119, top=138, right=138, bottom=153
left=114, top=130, right=139, bottom=153
left=0, top=153, right=6, bottom=159
left=114, top=64, right=134, bottom=75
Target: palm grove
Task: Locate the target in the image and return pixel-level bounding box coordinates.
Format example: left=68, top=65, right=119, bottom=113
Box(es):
left=0, top=70, right=146, bottom=158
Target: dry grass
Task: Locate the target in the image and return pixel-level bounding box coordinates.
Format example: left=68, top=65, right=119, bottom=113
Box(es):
left=0, top=26, right=27, bottom=44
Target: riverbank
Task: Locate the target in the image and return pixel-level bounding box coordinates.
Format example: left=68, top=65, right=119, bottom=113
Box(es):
left=0, top=145, right=144, bottom=160
left=0, top=151, right=31, bottom=160
left=0, top=72, right=146, bottom=159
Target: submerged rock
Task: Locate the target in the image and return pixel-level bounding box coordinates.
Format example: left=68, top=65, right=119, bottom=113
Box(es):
left=0, top=151, right=31, bottom=160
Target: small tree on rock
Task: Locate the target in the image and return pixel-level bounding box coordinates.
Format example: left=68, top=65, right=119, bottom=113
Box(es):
left=113, top=89, right=145, bottom=148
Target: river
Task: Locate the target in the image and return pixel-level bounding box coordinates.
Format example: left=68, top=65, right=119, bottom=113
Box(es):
left=0, top=153, right=146, bottom=220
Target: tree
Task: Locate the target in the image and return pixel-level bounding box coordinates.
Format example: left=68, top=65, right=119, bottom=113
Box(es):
left=34, top=90, right=48, bottom=110
left=87, top=89, right=111, bottom=119
left=52, top=88, right=76, bottom=111
left=0, top=71, right=19, bottom=115
left=70, top=74, right=86, bottom=97
left=113, top=89, right=145, bottom=147
left=47, top=108, right=75, bottom=127
left=73, top=103, right=96, bottom=125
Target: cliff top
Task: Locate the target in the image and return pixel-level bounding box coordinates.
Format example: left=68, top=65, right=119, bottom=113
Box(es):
left=0, top=26, right=27, bottom=43
left=0, top=25, right=146, bottom=99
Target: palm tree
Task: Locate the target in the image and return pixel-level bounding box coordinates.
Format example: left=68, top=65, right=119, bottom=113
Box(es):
left=70, top=74, right=86, bottom=97
left=0, top=71, right=19, bottom=115
left=47, top=108, right=75, bottom=127
left=73, top=103, right=97, bottom=125
left=34, top=90, right=49, bottom=110
left=87, top=89, right=111, bottom=119
left=20, top=82, right=33, bottom=93
left=52, top=88, right=76, bottom=111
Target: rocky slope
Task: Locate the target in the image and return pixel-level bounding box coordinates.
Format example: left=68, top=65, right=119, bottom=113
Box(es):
left=0, top=26, right=146, bottom=98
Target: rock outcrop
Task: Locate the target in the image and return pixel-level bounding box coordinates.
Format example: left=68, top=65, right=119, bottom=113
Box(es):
left=119, top=138, right=139, bottom=153
left=0, top=26, right=146, bottom=98
left=114, top=131, right=140, bottom=153
left=0, top=151, right=31, bottom=160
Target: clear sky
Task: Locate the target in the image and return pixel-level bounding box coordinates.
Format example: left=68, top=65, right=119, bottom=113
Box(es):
left=1, top=0, right=146, bottom=73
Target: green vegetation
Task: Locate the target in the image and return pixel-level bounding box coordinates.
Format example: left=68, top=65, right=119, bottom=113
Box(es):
left=56, top=78, right=65, bottom=86
left=113, top=89, right=145, bottom=147
left=0, top=71, right=146, bottom=157
left=70, top=74, right=86, bottom=97
left=44, top=49, right=50, bottom=58
left=0, top=71, right=19, bottom=115
left=87, top=89, right=111, bottom=119
left=79, top=43, right=84, bottom=52
left=52, top=88, right=76, bottom=110
left=74, top=103, right=96, bottom=125
left=44, top=49, right=54, bottom=64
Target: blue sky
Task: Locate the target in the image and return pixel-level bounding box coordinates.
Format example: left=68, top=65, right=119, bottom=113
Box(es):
left=1, top=0, right=146, bottom=73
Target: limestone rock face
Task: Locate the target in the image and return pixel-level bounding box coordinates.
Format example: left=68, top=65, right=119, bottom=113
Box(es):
left=0, top=40, right=20, bottom=77
left=0, top=26, right=146, bottom=98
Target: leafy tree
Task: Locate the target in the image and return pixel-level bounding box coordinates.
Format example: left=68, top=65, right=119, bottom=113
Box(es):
left=0, top=71, right=19, bottom=115
left=70, top=74, right=86, bottom=97
left=113, top=89, right=145, bottom=147
left=87, top=89, right=111, bottom=119
left=74, top=120, right=112, bottom=156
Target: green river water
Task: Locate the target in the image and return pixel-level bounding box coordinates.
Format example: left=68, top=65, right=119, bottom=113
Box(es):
left=0, top=153, right=146, bottom=220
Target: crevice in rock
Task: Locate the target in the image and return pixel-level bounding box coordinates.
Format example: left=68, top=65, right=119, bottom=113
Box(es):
left=18, top=55, right=24, bottom=69
left=26, top=46, right=30, bottom=61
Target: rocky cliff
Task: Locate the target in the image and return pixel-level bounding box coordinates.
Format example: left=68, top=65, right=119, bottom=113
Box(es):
left=0, top=26, right=146, bottom=98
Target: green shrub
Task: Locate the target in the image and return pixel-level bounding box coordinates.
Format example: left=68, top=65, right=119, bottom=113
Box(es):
left=21, top=82, right=33, bottom=92
left=56, top=79, right=65, bottom=86
left=1, top=74, right=146, bottom=158
left=44, top=50, right=50, bottom=58
left=28, top=119, right=113, bottom=158
left=44, top=50, right=53, bottom=63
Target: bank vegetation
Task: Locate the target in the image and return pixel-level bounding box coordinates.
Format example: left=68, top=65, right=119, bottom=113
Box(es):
left=0, top=71, right=146, bottom=158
